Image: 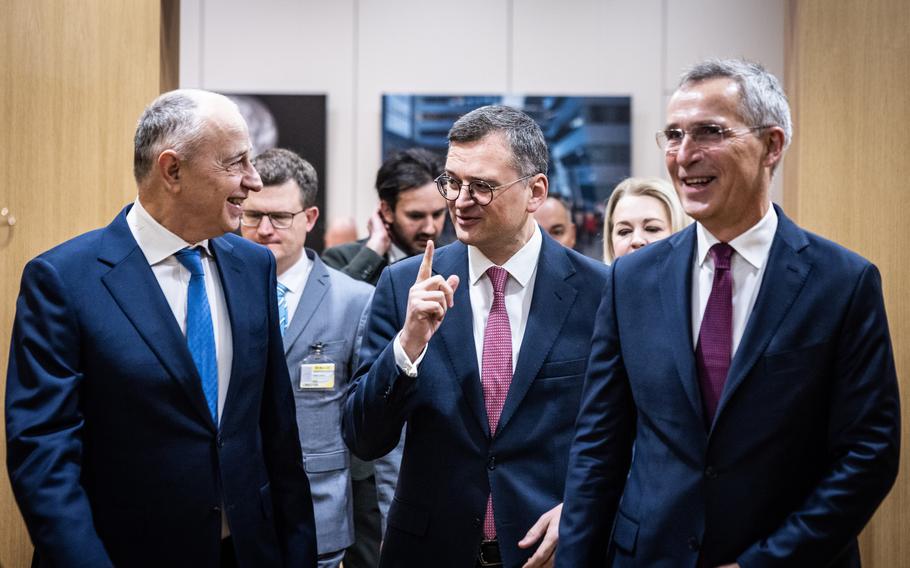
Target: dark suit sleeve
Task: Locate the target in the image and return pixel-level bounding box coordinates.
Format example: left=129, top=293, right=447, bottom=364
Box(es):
left=738, top=263, right=901, bottom=567
left=5, top=258, right=114, bottom=567
left=342, top=267, right=416, bottom=461
left=258, top=252, right=318, bottom=567
left=322, top=243, right=386, bottom=285
left=557, top=268, right=636, bottom=568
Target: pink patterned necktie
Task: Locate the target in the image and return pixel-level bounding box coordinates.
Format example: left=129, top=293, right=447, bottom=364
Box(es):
left=696, top=242, right=735, bottom=428
left=482, top=266, right=512, bottom=539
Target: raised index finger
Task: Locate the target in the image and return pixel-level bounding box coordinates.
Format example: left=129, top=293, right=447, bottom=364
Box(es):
left=416, top=239, right=435, bottom=283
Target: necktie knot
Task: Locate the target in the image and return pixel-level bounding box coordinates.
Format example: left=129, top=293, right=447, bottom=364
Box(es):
left=175, top=247, right=205, bottom=276
left=709, top=242, right=734, bottom=271
left=487, top=266, right=509, bottom=296
left=276, top=282, right=290, bottom=301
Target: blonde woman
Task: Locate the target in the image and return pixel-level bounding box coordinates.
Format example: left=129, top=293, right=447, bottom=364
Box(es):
left=603, top=177, right=690, bottom=263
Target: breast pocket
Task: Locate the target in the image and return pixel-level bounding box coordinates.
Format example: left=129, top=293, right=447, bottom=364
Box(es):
left=537, top=357, right=587, bottom=382
left=763, top=341, right=830, bottom=377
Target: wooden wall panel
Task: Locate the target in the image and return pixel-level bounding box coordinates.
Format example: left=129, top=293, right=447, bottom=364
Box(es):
left=785, top=1, right=910, bottom=566
left=0, top=1, right=163, bottom=565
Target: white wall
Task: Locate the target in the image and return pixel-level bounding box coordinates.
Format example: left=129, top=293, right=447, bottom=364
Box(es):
left=181, top=0, right=785, bottom=232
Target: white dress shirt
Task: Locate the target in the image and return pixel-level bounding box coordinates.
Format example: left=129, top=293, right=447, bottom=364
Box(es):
left=126, top=200, right=233, bottom=421
left=394, top=226, right=543, bottom=374
left=691, top=205, right=778, bottom=356
left=277, top=249, right=313, bottom=328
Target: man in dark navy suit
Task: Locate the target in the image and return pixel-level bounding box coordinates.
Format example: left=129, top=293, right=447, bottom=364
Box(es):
left=344, top=105, right=609, bottom=568
left=6, top=90, right=317, bottom=567
left=558, top=59, right=900, bottom=567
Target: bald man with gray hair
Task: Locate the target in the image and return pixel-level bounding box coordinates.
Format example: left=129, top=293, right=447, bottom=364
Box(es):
left=7, top=89, right=317, bottom=567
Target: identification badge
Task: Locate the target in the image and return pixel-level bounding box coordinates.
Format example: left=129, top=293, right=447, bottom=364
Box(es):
left=298, top=342, right=336, bottom=390
left=298, top=362, right=335, bottom=390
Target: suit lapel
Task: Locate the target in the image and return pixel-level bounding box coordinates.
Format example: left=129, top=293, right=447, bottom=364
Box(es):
left=209, top=236, right=247, bottom=424
left=713, top=207, right=811, bottom=427
left=99, top=209, right=215, bottom=429
left=283, top=251, right=329, bottom=355
left=657, top=226, right=705, bottom=427
left=497, top=237, right=578, bottom=435
left=434, top=242, right=489, bottom=438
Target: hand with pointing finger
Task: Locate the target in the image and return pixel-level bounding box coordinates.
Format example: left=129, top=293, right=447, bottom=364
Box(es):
left=399, top=240, right=460, bottom=361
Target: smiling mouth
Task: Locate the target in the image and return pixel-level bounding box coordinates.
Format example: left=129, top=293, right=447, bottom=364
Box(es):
left=227, top=197, right=244, bottom=206
left=681, top=176, right=715, bottom=188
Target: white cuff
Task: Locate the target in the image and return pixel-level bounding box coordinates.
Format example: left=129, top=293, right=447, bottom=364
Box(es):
left=393, top=332, right=427, bottom=377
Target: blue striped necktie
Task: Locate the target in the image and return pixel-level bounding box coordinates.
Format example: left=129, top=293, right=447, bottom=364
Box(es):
left=276, top=282, right=290, bottom=336
left=174, top=248, right=218, bottom=424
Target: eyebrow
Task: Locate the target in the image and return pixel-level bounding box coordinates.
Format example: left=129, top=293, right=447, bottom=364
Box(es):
left=615, top=217, right=667, bottom=225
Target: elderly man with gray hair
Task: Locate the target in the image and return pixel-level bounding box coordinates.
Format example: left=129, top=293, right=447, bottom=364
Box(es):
left=6, top=89, right=317, bottom=567
left=558, top=58, right=900, bottom=568
left=343, top=105, right=609, bottom=567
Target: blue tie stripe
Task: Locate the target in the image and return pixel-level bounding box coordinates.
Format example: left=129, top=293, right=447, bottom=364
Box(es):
left=276, top=282, right=290, bottom=336
left=174, top=248, right=219, bottom=424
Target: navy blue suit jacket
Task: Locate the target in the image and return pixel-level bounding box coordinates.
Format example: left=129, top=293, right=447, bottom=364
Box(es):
left=6, top=207, right=317, bottom=567
left=343, top=233, right=609, bottom=568
left=557, top=206, right=900, bottom=567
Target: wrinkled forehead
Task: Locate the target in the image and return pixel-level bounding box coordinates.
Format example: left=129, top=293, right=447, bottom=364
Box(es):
left=667, top=77, right=745, bottom=125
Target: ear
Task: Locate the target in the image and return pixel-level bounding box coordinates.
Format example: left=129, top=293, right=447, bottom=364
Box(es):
left=157, top=150, right=182, bottom=191
left=762, top=126, right=786, bottom=170
left=304, top=206, right=319, bottom=233
left=379, top=200, right=395, bottom=225
left=526, top=174, right=549, bottom=213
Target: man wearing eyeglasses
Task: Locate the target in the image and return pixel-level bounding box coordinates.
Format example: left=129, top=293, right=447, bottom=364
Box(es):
left=343, top=105, right=609, bottom=568
left=239, top=148, right=373, bottom=568
left=558, top=59, right=900, bottom=568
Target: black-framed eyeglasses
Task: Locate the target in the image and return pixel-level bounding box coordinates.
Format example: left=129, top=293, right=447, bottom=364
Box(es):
left=240, top=209, right=306, bottom=229
left=434, top=173, right=536, bottom=206
left=656, top=124, right=770, bottom=153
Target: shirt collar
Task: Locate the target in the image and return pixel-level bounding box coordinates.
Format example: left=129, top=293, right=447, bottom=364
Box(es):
left=696, top=204, right=778, bottom=269
left=277, top=249, right=313, bottom=293
left=388, top=241, right=409, bottom=264
left=126, top=199, right=211, bottom=265
left=468, top=224, right=543, bottom=288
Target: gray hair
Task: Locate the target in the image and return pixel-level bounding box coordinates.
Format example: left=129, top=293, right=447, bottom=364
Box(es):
left=679, top=58, right=792, bottom=151
left=252, top=148, right=319, bottom=208
left=133, top=90, right=211, bottom=183
left=448, top=105, right=549, bottom=176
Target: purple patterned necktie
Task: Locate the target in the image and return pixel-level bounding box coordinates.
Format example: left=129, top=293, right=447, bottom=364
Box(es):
left=482, top=266, right=512, bottom=539
left=696, top=243, right=734, bottom=427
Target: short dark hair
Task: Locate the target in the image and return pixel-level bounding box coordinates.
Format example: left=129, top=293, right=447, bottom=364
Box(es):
left=448, top=105, right=549, bottom=176
left=376, top=148, right=444, bottom=210
left=252, top=148, right=318, bottom=208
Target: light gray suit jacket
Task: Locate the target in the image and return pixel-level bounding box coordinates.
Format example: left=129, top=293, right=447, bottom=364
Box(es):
left=284, top=250, right=373, bottom=554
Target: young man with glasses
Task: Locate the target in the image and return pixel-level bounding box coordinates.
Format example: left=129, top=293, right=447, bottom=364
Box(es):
left=240, top=148, right=373, bottom=568
left=558, top=58, right=900, bottom=568
left=343, top=105, right=609, bottom=567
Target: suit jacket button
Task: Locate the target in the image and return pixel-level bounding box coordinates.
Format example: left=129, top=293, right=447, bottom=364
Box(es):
left=487, top=456, right=496, bottom=470
left=216, top=434, right=224, bottom=448
left=211, top=505, right=221, bottom=514
left=705, top=466, right=718, bottom=479
left=473, top=516, right=482, bottom=527
left=687, top=537, right=700, bottom=551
